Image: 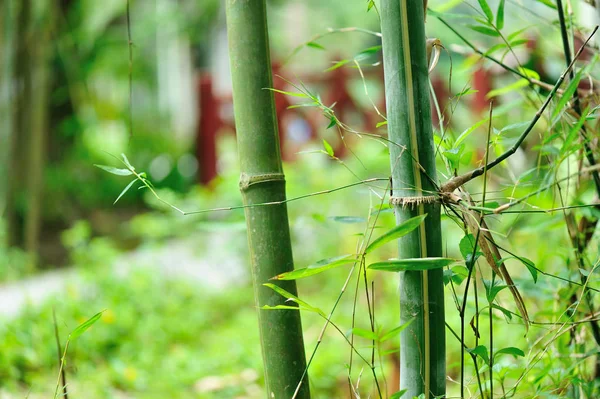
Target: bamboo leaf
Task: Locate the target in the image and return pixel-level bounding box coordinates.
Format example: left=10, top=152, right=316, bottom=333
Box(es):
left=69, top=310, right=105, bottom=340
left=496, top=0, right=505, bottom=30
left=306, top=41, right=325, bottom=50
left=477, top=0, right=494, bottom=21
left=351, top=327, right=379, bottom=340
left=322, top=139, right=334, bottom=157
left=467, top=345, right=490, bottom=365
left=482, top=278, right=508, bottom=302
left=380, top=318, right=414, bottom=342
left=94, top=164, right=133, bottom=176
left=325, top=59, right=350, bottom=72
left=114, top=179, right=137, bottom=204
left=389, top=390, right=408, bottom=399
left=267, top=88, right=308, bottom=98
left=498, top=256, right=538, bottom=283
left=365, top=214, right=427, bottom=254
left=120, top=153, right=134, bottom=170
left=551, top=69, right=583, bottom=123
left=455, top=119, right=488, bottom=147
left=494, top=346, right=525, bottom=359
left=469, top=24, right=499, bottom=37
left=368, top=258, right=456, bottom=272
left=487, top=79, right=529, bottom=98
left=271, top=254, right=356, bottom=280
left=263, top=283, right=325, bottom=317
left=329, top=216, right=366, bottom=224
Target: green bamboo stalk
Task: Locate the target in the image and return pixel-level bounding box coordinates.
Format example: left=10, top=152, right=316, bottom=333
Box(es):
left=224, top=2, right=310, bottom=398
left=24, top=1, right=52, bottom=258
left=380, top=1, right=445, bottom=397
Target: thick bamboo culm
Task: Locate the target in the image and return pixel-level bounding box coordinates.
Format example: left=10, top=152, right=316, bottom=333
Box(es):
left=380, top=1, right=446, bottom=398
left=224, top=1, right=311, bottom=398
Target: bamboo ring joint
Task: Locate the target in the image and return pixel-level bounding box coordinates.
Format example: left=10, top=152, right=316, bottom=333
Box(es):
left=239, top=172, right=286, bottom=190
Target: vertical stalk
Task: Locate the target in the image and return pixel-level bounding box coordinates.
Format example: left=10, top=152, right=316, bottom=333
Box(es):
left=380, top=1, right=445, bottom=397
left=24, top=1, right=52, bottom=257
left=224, top=2, right=310, bottom=398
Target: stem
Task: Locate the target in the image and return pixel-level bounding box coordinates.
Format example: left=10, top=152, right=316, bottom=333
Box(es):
left=380, top=2, right=445, bottom=397
left=225, top=2, right=310, bottom=397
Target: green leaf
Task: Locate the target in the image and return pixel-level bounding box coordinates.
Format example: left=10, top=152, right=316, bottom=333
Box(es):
left=267, top=88, right=308, bottom=98
left=376, top=120, right=388, bottom=128
left=469, top=25, right=499, bottom=37
left=443, top=265, right=469, bottom=286
left=69, top=310, right=105, bottom=340
left=120, top=153, right=134, bottom=170
left=263, top=283, right=325, bottom=317
left=467, top=345, right=490, bottom=365
left=494, top=346, right=525, bottom=359
left=551, top=69, right=583, bottom=123
left=325, top=59, right=350, bottom=72
left=380, top=318, right=414, bottom=342
left=498, top=256, right=537, bottom=283
left=327, top=117, right=337, bottom=129
left=487, top=78, right=529, bottom=98
left=329, top=216, right=366, bottom=224
left=306, top=41, right=325, bottom=50
left=478, top=0, right=494, bottom=21
left=323, top=139, right=334, bottom=157
left=94, top=164, right=133, bottom=176
left=455, top=119, right=488, bottom=147
left=482, top=278, right=508, bottom=302
left=459, top=234, right=482, bottom=265
left=365, top=215, right=427, bottom=254
left=351, top=327, right=378, bottom=341
left=369, top=258, right=456, bottom=272
left=492, top=303, right=513, bottom=320
left=354, top=45, right=382, bottom=62
left=496, top=0, right=505, bottom=30
left=271, top=254, right=356, bottom=280
left=390, top=389, right=408, bottom=399
left=114, top=179, right=137, bottom=204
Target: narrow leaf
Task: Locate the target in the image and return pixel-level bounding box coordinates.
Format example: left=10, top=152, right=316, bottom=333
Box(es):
left=467, top=345, right=490, bottom=365
left=496, top=0, right=505, bottom=30
left=323, top=139, right=334, bottom=157
left=365, top=214, right=427, bottom=254
left=494, top=346, right=525, bottom=359
left=469, top=25, right=500, bottom=37
left=271, top=254, right=356, bottom=280
left=551, top=69, right=583, bottom=123
left=263, top=283, right=325, bottom=316
left=351, top=327, right=378, bottom=341
left=69, top=310, right=105, bottom=340
left=380, top=318, right=414, bottom=342
left=114, top=179, right=137, bottom=204
left=478, top=0, right=494, bottom=21
left=94, top=164, right=133, bottom=176
left=306, top=41, right=325, bottom=50
left=267, top=88, right=308, bottom=98
left=369, top=258, right=456, bottom=272
left=120, top=153, right=134, bottom=170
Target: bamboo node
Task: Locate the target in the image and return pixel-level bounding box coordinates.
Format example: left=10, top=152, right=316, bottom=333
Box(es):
left=239, top=172, right=286, bottom=190
left=389, top=195, right=439, bottom=208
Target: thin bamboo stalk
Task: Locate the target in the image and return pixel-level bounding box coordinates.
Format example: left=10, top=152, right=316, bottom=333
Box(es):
left=224, top=1, right=310, bottom=398
left=380, top=1, right=445, bottom=397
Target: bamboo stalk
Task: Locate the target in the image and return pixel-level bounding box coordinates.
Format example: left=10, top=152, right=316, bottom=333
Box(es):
left=224, top=2, right=310, bottom=398
left=380, top=1, right=445, bottom=397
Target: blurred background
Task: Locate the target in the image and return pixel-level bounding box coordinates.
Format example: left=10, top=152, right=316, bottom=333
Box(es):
left=1, top=0, right=600, bottom=397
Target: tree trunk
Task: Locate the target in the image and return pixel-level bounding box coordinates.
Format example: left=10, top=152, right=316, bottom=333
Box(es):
left=224, top=1, right=310, bottom=398
left=380, top=1, right=446, bottom=397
